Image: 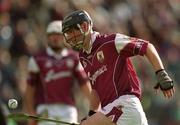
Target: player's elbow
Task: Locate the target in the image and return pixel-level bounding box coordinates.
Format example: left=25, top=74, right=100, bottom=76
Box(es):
left=147, top=42, right=154, bottom=50
left=145, top=43, right=156, bottom=58
left=145, top=42, right=157, bottom=57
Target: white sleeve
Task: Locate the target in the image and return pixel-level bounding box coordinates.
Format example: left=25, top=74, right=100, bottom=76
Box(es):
left=28, top=57, right=40, bottom=73
left=115, top=33, right=131, bottom=53
left=75, top=61, right=84, bottom=71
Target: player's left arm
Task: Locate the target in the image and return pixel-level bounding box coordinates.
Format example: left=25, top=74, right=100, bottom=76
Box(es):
left=145, top=43, right=175, bottom=98
left=114, top=33, right=175, bottom=98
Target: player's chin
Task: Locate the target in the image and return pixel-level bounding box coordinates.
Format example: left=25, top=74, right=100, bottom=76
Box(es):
left=72, top=44, right=83, bottom=51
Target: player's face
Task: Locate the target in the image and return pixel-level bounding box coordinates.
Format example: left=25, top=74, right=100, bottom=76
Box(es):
left=47, top=33, right=64, bottom=51
left=63, top=23, right=89, bottom=51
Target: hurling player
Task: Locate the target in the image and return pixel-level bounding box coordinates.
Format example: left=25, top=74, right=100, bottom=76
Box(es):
left=62, top=10, right=175, bottom=125
left=24, top=20, right=92, bottom=125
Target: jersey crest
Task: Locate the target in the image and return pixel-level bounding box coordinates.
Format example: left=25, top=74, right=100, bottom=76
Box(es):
left=97, top=51, right=104, bottom=63
left=82, top=60, right=87, bottom=68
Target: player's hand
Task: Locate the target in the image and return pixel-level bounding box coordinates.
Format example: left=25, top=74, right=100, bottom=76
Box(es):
left=154, top=69, right=175, bottom=99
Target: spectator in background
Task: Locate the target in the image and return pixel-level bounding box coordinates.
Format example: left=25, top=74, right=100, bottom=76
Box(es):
left=24, top=20, right=92, bottom=125
left=0, top=47, right=17, bottom=105
left=0, top=104, right=7, bottom=125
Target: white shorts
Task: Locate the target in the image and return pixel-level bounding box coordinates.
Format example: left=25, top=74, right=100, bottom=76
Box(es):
left=100, top=95, right=148, bottom=125
left=36, top=104, right=78, bottom=125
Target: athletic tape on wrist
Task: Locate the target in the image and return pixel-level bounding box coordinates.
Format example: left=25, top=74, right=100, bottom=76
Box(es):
left=88, top=110, right=96, bottom=116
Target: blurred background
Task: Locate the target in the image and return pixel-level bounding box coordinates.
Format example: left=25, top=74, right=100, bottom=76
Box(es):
left=0, top=0, right=179, bottom=125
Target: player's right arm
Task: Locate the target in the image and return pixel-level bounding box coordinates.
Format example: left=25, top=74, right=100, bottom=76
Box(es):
left=81, top=85, right=101, bottom=111
left=24, top=57, right=39, bottom=125
left=89, top=89, right=101, bottom=112
left=74, top=61, right=101, bottom=119
left=24, top=84, right=36, bottom=125
left=24, top=83, right=36, bottom=115
left=80, top=88, right=101, bottom=123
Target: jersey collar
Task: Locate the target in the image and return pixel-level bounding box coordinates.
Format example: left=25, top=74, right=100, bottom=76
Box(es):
left=46, top=47, right=68, bottom=59
left=84, top=31, right=99, bottom=54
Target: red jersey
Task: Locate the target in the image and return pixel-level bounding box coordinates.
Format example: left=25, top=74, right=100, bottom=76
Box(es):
left=79, top=32, right=148, bottom=107
left=27, top=48, right=88, bottom=106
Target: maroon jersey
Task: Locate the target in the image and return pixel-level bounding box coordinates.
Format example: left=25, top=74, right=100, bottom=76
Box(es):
left=27, top=48, right=88, bottom=106
left=79, top=32, right=148, bottom=107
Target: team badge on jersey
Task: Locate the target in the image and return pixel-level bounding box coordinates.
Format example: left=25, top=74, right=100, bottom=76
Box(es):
left=82, top=60, right=87, bottom=68
left=97, top=51, right=104, bottom=63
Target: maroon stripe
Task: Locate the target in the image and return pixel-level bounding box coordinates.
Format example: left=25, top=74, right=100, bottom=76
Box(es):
left=106, top=106, right=123, bottom=123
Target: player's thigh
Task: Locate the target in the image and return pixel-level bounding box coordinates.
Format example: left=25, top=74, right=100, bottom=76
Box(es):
left=117, top=105, right=148, bottom=125
left=81, top=112, right=116, bottom=125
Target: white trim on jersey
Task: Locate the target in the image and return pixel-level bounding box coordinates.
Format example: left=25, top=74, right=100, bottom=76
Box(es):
left=44, top=70, right=72, bottom=82
left=115, top=34, right=131, bottom=53
left=75, top=61, right=84, bottom=71
left=28, top=57, right=40, bottom=73
left=47, top=47, right=68, bottom=59
left=85, top=31, right=100, bottom=54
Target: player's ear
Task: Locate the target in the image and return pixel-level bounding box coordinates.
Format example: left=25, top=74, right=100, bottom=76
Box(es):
left=81, top=22, right=89, bottom=32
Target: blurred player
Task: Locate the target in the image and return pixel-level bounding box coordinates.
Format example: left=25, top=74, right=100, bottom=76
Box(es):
left=62, top=10, right=175, bottom=125
left=24, top=20, right=92, bottom=125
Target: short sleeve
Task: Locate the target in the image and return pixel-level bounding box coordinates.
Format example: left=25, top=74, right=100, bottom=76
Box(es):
left=27, top=57, right=40, bottom=86
left=28, top=57, right=40, bottom=72
left=115, top=33, right=131, bottom=53
left=115, top=33, right=148, bottom=57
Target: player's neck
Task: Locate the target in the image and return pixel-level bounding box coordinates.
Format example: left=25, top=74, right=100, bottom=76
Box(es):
left=83, top=34, right=92, bottom=54
left=51, top=47, right=63, bottom=54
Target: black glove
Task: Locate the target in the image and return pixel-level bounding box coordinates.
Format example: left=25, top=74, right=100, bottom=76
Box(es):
left=81, top=110, right=96, bottom=122
left=154, top=69, right=174, bottom=90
